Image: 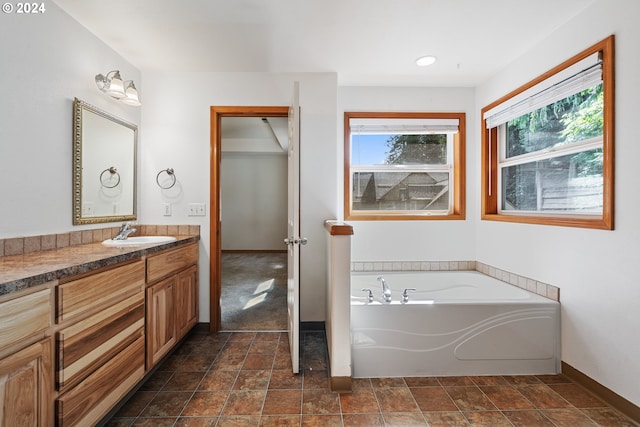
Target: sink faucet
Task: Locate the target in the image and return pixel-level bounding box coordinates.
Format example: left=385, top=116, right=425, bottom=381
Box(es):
left=113, top=222, right=136, bottom=240
left=377, top=276, right=392, bottom=302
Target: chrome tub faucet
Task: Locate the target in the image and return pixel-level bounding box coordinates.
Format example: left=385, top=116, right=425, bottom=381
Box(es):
left=378, top=276, right=392, bottom=302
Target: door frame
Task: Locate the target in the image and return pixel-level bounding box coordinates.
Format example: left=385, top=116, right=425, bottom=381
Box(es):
left=209, top=106, right=290, bottom=332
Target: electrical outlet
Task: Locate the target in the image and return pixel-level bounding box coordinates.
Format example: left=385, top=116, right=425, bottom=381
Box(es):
left=188, top=203, right=206, bottom=216
left=163, top=203, right=172, bottom=216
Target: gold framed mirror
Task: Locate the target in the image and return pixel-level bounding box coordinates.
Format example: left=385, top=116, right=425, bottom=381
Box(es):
left=73, top=98, right=137, bottom=225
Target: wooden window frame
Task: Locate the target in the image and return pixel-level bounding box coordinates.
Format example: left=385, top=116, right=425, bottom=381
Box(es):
left=481, top=35, right=615, bottom=230
left=344, top=111, right=466, bottom=221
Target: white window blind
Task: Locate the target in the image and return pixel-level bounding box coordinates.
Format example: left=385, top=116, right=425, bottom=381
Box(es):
left=484, top=53, right=602, bottom=129
left=350, top=118, right=459, bottom=135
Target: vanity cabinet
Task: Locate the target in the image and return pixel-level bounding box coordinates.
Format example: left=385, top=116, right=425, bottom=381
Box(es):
left=55, top=260, right=146, bottom=427
left=0, top=287, right=53, bottom=427
left=145, top=243, right=198, bottom=369
left=0, top=237, right=199, bottom=426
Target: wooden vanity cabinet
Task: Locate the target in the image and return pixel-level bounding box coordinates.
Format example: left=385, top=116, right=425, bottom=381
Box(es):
left=0, top=239, right=198, bottom=426
left=55, top=260, right=146, bottom=427
left=0, top=287, right=53, bottom=427
left=145, top=243, right=198, bottom=370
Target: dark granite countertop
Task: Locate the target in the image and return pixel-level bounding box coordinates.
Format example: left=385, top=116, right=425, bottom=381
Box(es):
left=0, top=235, right=199, bottom=297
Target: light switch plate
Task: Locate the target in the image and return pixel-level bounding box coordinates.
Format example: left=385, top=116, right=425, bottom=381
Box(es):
left=188, top=203, right=206, bottom=216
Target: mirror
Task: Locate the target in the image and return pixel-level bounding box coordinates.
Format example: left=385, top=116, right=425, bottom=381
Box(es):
left=73, top=98, right=137, bottom=225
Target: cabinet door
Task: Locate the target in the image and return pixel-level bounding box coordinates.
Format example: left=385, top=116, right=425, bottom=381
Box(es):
left=176, top=265, right=198, bottom=340
left=0, top=338, right=53, bottom=427
left=146, top=277, right=176, bottom=369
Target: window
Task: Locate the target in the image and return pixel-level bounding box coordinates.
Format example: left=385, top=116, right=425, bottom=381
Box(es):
left=481, top=35, right=614, bottom=229
left=344, top=112, right=465, bottom=220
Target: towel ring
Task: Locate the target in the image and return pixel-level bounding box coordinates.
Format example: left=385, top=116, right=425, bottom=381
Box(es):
left=99, top=167, right=120, bottom=188
left=156, top=168, right=176, bottom=189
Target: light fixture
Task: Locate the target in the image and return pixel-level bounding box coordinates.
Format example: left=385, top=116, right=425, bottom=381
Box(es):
left=415, top=55, right=437, bottom=67
left=95, top=70, right=142, bottom=106
left=121, top=81, right=142, bottom=106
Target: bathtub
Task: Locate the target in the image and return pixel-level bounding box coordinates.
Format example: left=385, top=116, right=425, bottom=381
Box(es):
left=351, top=271, right=560, bottom=378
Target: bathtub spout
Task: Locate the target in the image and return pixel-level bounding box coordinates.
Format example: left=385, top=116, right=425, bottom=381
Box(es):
left=377, top=276, right=392, bottom=302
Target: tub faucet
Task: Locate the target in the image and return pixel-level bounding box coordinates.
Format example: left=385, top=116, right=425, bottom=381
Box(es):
left=113, top=222, right=136, bottom=240
left=361, top=288, right=374, bottom=303
left=402, top=288, right=417, bottom=303
left=378, top=276, right=392, bottom=302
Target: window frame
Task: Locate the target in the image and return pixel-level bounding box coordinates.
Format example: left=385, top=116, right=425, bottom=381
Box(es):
left=344, top=111, right=466, bottom=221
left=481, top=35, right=614, bottom=230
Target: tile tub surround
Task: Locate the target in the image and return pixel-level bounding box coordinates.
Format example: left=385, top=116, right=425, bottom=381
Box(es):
left=0, top=226, right=200, bottom=297
left=352, top=260, right=560, bottom=302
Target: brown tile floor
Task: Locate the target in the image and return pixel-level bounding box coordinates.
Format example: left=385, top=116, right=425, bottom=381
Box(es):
left=105, top=330, right=638, bottom=427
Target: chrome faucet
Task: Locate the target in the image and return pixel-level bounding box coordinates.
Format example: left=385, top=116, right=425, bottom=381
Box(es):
left=361, top=288, right=374, bottom=303
left=378, top=276, right=392, bottom=302
left=402, top=288, right=417, bottom=303
left=113, top=222, right=136, bottom=240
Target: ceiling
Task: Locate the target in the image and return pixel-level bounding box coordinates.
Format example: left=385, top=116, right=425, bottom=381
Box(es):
left=221, top=117, right=289, bottom=154
left=53, top=0, right=594, bottom=87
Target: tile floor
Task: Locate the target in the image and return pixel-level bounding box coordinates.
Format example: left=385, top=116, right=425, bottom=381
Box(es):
left=105, top=330, right=638, bottom=427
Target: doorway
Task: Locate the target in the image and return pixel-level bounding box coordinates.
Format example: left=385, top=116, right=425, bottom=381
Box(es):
left=209, top=106, right=290, bottom=332
left=219, top=115, right=289, bottom=330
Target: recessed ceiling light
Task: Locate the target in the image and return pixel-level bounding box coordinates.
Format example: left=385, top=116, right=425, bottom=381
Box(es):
left=416, top=55, right=437, bottom=67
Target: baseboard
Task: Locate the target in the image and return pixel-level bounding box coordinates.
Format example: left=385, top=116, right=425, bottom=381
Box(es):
left=330, top=376, right=352, bottom=393
left=562, top=361, right=640, bottom=423
left=301, top=321, right=325, bottom=331
left=192, top=322, right=210, bottom=333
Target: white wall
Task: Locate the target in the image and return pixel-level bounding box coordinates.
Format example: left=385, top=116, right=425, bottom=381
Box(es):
left=338, top=86, right=477, bottom=262
left=221, top=153, right=287, bottom=250
left=0, top=3, right=141, bottom=238
left=475, top=0, right=640, bottom=406
left=140, top=72, right=338, bottom=322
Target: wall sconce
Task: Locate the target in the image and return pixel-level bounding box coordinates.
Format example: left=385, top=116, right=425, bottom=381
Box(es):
left=95, top=70, right=142, bottom=106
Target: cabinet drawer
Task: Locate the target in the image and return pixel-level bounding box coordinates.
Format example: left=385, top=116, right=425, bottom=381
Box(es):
left=56, top=336, right=145, bottom=427
left=56, top=260, right=145, bottom=324
left=57, top=291, right=145, bottom=390
left=147, top=243, right=198, bottom=283
left=0, top=288, right=51, bottom=354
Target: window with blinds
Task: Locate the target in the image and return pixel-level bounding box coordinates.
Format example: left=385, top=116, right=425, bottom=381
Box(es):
left=480, top=35, right=614, bottom=230
left=344, top=112, right=466, bottom=221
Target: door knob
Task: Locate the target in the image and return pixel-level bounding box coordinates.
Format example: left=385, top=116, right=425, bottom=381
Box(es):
left=284, top=237, right=308, bottom=245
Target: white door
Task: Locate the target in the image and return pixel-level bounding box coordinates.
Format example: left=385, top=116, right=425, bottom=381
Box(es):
left=285, top=82, right=301, bottom=373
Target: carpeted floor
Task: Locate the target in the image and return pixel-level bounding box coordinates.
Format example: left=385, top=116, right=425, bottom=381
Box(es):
left=221, top=252, right=288, bottom=331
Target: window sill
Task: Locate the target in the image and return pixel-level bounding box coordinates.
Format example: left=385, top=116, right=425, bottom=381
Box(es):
left=481, top=213, right=612, bottom=230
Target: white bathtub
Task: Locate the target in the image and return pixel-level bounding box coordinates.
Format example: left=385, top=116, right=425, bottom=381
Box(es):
left=351, top=271, right=560, bottom=378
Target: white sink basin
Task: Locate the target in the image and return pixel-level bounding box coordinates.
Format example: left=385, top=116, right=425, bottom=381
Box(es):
left=102, top=236, right=177, bottom=247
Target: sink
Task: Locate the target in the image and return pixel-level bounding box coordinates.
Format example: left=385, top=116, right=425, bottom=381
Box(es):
left=102, top=236, right=177, bottom=247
